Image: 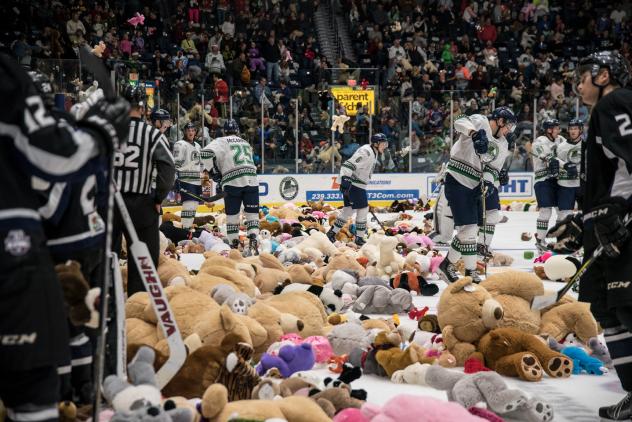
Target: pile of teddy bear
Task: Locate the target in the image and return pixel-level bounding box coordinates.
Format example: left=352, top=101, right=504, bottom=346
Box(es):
left=32, top=200, right=612, bottom=422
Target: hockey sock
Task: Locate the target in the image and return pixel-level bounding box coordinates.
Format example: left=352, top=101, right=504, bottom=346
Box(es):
left=536, top=207, right=553, bottom=240
left=70, top=332, right=93, bottom=403
left=244, top=212, right=260, bottom=237
left=556, top=209, right=573, bottom=223
left=456, top=224, right=478, bottom=270
left=478, top=209, right=499, bottom=248
left=181, top=200, right=197, bottom=229
left=226, top=213, right=240, bottom=244
left=332, top=207, right=353, bottom=233
left=6, top=403, right=59, bottom=422
left=355, top=207, right=368, bottom=238
left=603, top=324, right=632, bottom=391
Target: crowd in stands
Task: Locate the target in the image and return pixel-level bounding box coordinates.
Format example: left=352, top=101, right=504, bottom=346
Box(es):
left=2, top=0, right=631, bottom=173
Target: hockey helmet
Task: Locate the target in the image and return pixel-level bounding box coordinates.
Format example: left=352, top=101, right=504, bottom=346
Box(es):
left=577, top=50, right=631, bottom=88
left=122, top=84, right=146, bottom=107
left=541, top=118, right=560, bottom=130
left=223, top=118, right=239, bottom=134
left=568, top=118, right=584, bottom=129
left=150, top=108, right=171, bottom=121
left=27, top=70, right=55, bottom=109
left=183, top=121, right=196, bottom=131
left=490, top=106, right=517, bottom=125
left=371, top=133, right=389, bottom=145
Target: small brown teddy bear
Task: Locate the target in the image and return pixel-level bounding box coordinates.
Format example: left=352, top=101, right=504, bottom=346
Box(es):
left=215, top=342, right=261, bottom=401
left=373, top=331, right=435, bottom=377
left=54, top=260, right=99, bottom=327
left=476, top=327, right=573, bottom=382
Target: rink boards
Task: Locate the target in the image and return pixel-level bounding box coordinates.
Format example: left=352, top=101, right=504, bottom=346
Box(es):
left=164, top=172, right=536, bottom=212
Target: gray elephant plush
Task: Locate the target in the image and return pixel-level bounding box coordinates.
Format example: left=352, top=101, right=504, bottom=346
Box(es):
left=103, top=346, right=192, bottom=422
left=351, top=285, right=412, bottom=314
left=211, top=283, right=255, bottom=315
left=423, top=364, right=554, bottom=422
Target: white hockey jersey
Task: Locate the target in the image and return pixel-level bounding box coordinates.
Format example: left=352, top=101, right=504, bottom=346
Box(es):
left=448, top=114, right=509, bottom=189
left=556, top=138, right=582, bottom=188
left=532, top=135, right=564, bottom=183
left=339, top=144, right=376, bottom=189
left=173, top=139, right=202, bottom=186
left=200, top=135, right=258, bottom=188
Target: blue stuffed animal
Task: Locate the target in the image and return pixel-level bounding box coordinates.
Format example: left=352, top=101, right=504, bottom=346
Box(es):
left=562, top=346, right=608, bottom=375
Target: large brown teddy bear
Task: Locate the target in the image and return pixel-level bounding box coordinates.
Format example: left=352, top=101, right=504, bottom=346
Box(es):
left=192, top=304, right=254, bottom=347
left=188, top=271, right=256, bottom=298
left=480, top=271, right=543, bottom=335
left=199, top=383, right=331, bottom=422
left=157, top=255, right=191, bottom=287
left=197, top=262, right=257, bottom=297
left=247, top=301, right=305, bottom=358
left=539, top=299, right=600, bottom=343
left=437, top=277, right=504, bottom=366
left=476, top=327, right=573, bottom=381
left=263, top=291, right=328, bottom=337
left=322, top=253, right=367, bottom=282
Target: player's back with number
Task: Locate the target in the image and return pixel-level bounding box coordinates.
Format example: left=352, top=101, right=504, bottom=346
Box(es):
left=203, top=135, right=257, bottom=188
left=113, top=117, right=174, bottom=198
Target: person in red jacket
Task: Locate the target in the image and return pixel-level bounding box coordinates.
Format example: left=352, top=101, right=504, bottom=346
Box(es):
left=477, top=18, right=498, bottom=44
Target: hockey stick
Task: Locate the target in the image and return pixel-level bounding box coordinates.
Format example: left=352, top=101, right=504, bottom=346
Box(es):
left=110, top=251, right=127, bottom=379
left=370, top=209, right=387, bottom=232
left=79, top=44, right=119, bottom=421
left=113, top=188, right=186, bottom=388
left=531, top=214, right=632, bottom=310
left=180, top=188, right=226, bottom=203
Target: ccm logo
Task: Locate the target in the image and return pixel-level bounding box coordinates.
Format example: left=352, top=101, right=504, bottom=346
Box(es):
left=608, top=281, right=631, bottom=290
left=140, top=256, right=177, bottom=336
left=1, top=333, right=37, bottom=345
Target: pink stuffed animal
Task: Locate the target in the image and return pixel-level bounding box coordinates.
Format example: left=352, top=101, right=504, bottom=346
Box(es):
left=402, top=233, right=434, bottom=249
left=534, top=251, right=553, bottom=263
left=334, top=395, right=486, bottom=421
left=279, top=334, right=333, bottom=363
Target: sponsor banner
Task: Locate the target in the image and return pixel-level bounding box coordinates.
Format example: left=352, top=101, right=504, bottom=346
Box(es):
left=330, top=86, right=375, bottom=116
left=163, top=173, right=536, bottom=212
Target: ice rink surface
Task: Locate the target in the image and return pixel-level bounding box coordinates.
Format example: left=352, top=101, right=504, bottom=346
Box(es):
left=179, top=210, right=624, bottom=421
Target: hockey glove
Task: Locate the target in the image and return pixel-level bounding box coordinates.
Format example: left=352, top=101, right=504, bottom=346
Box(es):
left=472, top=129, right=489, bottom=155
left=81, top=98, right=131, bottom=154
left=548, top=158, right=560, bottom=177
left=499, top=169, right=509, bottom=187
left=483, top=181, right=496, bottom=197
left=547, top=213, right=584, bottom=253
left=589, top=199, right=631, bottom=258
left=339, top=176, right=352, bottom=195
left=563, top=162, right=578, bottom=179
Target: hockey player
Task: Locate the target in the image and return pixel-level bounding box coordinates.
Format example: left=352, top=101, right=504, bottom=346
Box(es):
left=327, top=133, right=389, bottom=246
left=428, top=164, right=454, bottom=245
left=0, top=53, right=129, bottom=422
left=548, top=51, right=632, bottom=421
left=201, top=119, right=260, bottom=252
left=174, top=122, right=202, bottom=229
left=477, top=122, right=512, bottom=260
left=437, top=107, right=516, bottom=284
left=531, top=118, right=565, bottom=252
left=29, top=71, right=107, bottom=404
left=555, top=119, right=583, bottom=222
left=150, top=108, right=172, bottom=134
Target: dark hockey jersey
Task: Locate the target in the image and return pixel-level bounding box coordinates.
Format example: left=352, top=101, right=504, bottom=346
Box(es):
left=581, top=87, right=632, bottom=215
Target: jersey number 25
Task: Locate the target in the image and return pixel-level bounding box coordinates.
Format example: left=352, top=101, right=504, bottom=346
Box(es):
left=230, top=144, right=254, bottom=165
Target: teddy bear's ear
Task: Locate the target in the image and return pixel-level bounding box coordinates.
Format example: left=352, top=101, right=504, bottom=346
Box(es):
left=219, top=305, right=237, bottom=331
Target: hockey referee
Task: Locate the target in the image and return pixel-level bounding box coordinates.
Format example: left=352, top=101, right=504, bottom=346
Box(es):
left=112, top=85, right=175, bottom=296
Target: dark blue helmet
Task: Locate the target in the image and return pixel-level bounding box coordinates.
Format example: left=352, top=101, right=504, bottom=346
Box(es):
left=183, top=122, right=196, bottom=131
left=568, top=118, right=584, bottom=129
left=490, top=106, right=517, bottom=124
left=578, top=50, right=631, bottom=88
left=223, top=118, right=239, bottom=134
left=542, top=118, right=560, bottom=130
left=371, top=133, right=389, bottom=145
left=150, top=108, right=170, bottom=121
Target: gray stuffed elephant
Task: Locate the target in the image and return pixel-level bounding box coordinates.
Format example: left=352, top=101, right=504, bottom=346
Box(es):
left=103, top=346, right=192, bottom=422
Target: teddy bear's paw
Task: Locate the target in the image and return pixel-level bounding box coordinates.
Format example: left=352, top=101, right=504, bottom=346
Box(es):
left=232, top=299, right=248, bottom=315
left=525, top=397, right=554, bottom=422
left=502, top=395, right=528, bottom=413
left=546, top=355, right=573, bottom=378
left=519, top=353, right=543, bottom=381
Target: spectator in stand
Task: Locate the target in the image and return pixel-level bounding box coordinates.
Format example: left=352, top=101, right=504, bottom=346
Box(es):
left=66, top=12, right=86, bottom=45
left=181, top=32, right=197, bottom=55
left=478, top=17, right=498, bottom=44
left=205, top=44, right=225, bottom=75
left=261, top=35, right=281, bottom=85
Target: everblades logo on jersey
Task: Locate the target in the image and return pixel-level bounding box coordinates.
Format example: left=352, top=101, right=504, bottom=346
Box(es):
left=4, top=229, right=31, bottom=256
left=567, top=147, right=581, bottom=164
left=481, top=143, right=499, bottom=163
left=279, top=177, right=299, bottom=201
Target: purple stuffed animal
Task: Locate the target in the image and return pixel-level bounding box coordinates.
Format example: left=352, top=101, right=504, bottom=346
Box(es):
left=256, top=343, right=315, bottom=378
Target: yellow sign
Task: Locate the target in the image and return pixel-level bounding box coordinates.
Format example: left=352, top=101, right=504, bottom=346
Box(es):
left=145, top=84, right=155, bottom=109
left=330, top=86, right=374, bottom=116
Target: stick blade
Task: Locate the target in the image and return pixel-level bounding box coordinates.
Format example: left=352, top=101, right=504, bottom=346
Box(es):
left=129, top=241, right=186, bottom=389
left=531, top=292, right=560, bottom=310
